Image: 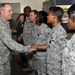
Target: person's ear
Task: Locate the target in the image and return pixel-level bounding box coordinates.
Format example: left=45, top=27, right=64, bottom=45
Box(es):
left=53, top=15, right=56, bottom=20
left=0, top=10, right=4, bottom=15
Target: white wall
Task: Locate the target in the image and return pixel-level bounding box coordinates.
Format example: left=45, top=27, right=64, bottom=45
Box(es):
left=0, top=0, right=46, bottom=13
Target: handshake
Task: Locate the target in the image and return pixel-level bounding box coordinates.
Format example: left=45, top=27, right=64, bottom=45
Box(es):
left=28, top=44, right=47, bottom=53
left=29, top=45, right=37, bottom=53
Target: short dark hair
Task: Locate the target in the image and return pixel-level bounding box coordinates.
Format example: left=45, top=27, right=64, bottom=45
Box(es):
left=23, top=6, right=31, bottom=12
left=67, top=4, right=75, bottom=22
left=49, top=7, right=64, bottom=22
left=23, top=6, right=31, bottom=16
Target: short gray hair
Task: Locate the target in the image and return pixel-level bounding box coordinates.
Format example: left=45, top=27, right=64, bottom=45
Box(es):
left=0, top=3, right=10, bottom=11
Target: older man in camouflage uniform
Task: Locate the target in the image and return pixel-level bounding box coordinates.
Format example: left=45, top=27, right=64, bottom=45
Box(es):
left=0, top=3, right=34, bottom=75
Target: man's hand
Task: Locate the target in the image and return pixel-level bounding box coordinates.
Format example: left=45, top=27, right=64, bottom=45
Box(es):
left=28, top=45, right=36, bottom=53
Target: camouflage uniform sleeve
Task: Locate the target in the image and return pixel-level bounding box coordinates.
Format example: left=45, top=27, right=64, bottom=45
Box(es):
left=56, top=32, right=67, bottom=48
left=0, top=26, right=29, bottom=53
left=62, top=34, right=75, bottom=75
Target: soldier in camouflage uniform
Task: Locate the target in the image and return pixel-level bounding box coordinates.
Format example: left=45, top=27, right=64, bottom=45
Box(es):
left=21, top=18, right=38, bottom=46
left=34, top=11, right=51, bottom=75
left=0, top=3, right=35, bottom=75
left=19, top=10, right=39, bottom=70
left=46, top=7, right=68, bottom=75
left=62, top=4, right=75, bottom=75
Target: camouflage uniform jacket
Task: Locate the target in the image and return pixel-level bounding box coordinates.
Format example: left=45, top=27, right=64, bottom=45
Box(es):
left=62, top=33, right=75, bottom=75
left=35, top=23, right=51, bottom=59
left=47, top=23, right=67, bottom=75
left=0, top=16, right=29, bottom=66
left=22, top=19, right=38, bottom=45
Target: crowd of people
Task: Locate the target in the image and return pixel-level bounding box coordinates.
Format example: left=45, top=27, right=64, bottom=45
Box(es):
left=0, top=2, right=75, bottom=75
